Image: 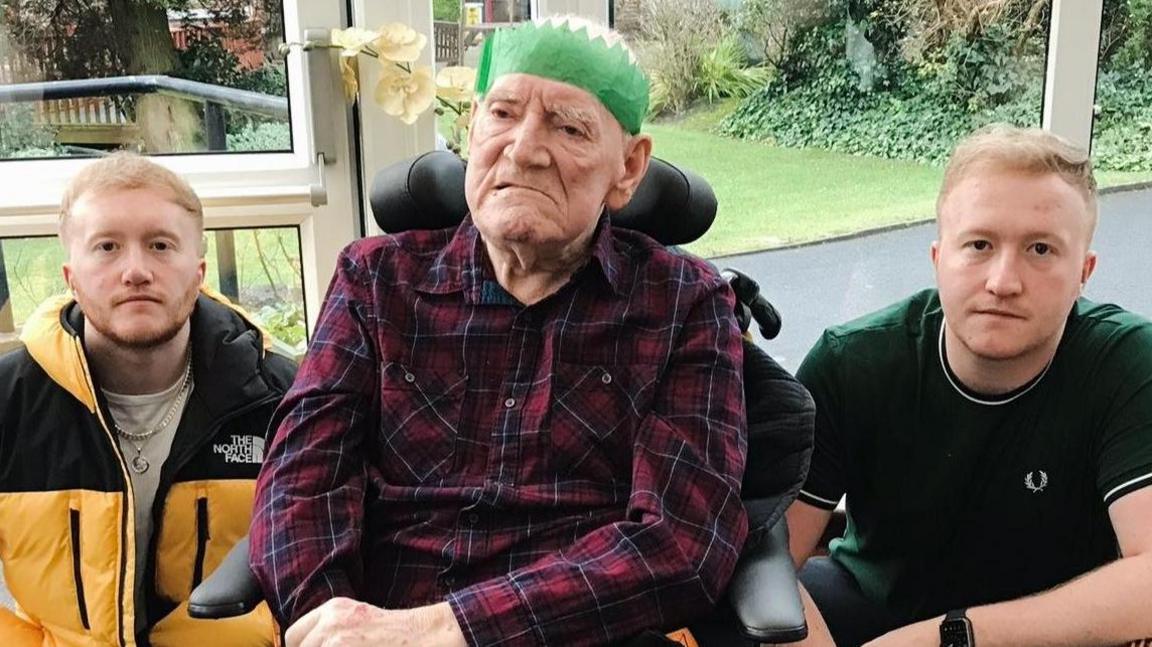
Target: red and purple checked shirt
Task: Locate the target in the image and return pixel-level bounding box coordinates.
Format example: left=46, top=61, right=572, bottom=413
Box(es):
left=249, top=216, right=748, bottom=646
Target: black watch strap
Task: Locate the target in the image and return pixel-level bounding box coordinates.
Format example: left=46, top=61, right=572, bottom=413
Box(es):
left=945, top=608, right=968, bottom=622
left=940, top=608, right=974, bottom=647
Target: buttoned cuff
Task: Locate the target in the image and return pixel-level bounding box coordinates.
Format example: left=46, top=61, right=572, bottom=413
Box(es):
left=447, top=577, right=542, bottom=647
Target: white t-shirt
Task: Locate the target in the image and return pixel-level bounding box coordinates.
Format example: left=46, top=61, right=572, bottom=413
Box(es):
left=104, top=376, right=190, bottom=634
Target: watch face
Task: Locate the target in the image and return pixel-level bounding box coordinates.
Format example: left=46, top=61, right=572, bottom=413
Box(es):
left=940, top=620, right=973, bottom=647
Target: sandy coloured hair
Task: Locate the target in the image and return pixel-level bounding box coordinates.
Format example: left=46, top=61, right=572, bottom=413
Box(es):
left=937, top=124, right=1099, bottom=233
left=59, top=152, right=204, bottom=243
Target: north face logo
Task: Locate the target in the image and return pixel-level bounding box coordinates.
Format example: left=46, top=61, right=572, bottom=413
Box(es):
left=213, top=435, right=265, bottom=464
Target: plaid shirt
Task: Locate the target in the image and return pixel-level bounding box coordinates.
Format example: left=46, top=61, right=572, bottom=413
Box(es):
left=250, top=216, right=748, bottom=646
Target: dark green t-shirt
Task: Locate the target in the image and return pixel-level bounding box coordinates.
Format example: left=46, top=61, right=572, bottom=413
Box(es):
left=797, top=289, right=1152, bottom=622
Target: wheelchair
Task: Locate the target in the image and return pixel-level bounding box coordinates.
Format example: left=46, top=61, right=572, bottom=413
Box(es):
left=188, top=151, right=815, bottom=645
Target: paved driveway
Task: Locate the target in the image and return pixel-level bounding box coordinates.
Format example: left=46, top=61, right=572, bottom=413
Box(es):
left=720, top=187, right=1152, bottom=371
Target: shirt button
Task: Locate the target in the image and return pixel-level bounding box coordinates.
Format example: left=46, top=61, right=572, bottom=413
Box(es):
left=443, top=576, right=456, bottom=587
left=504, top=397, right=516, bottom=408
left=467, top=513, right=480, bottom=526
left=601, top=372, right=613, bottom=384
left=404, top=372, right=415, bottom=383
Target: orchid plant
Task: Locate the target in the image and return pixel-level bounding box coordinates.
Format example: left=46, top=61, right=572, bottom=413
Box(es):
left=282, top=24, right=475, bottom=148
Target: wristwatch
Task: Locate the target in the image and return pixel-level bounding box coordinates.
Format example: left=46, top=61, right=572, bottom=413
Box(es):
left=940, top=608, right=975, bottom=647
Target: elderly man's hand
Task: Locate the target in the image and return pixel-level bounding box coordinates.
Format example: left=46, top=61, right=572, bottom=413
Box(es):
left=285, top=598, right=468, bottom=647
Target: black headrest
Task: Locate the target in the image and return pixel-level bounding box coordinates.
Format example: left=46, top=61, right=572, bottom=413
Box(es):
left=369, top=151, right=717, bottom=246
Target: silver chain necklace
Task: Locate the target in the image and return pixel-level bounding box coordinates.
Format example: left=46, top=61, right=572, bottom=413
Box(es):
left=113, top=354, right=194, bottom=474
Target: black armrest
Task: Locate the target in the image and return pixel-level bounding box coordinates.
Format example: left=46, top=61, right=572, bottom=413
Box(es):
left=729, top=519, right=808, bottom=643
left=187, top=536, right=262, bottom=619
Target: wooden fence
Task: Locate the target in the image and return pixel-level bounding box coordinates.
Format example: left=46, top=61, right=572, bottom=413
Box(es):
left=0, top=25, right=264, bottom=143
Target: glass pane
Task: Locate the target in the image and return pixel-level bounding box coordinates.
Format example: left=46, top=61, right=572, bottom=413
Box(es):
left=1090, top=1, right=1152, bottom=189
left=619, top=0, right=1050, bottom=365
left=203, top=227, right=307, bottom=356
left=0, top=227, right=306, bottom=357
left=629, top=0, right=1051, bottom=258
left=0, top=0, right=290, bottom=159
left=0, top=236, right=66, bottom=331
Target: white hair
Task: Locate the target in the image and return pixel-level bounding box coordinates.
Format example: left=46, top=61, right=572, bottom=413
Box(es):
left=534, top=14, right=638, bottom=63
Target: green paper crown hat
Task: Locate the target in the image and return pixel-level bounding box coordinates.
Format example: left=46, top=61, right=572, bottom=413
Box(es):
left=474, top=20, right=649, bottom=135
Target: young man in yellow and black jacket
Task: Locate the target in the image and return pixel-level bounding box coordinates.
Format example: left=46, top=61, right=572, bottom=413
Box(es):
left=0, top=153, right=296, bottom=647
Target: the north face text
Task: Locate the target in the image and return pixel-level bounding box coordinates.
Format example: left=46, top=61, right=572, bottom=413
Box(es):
left=213, top=435, right=265, bottom=464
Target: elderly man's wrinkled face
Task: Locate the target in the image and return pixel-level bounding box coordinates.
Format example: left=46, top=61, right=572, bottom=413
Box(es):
left=465, top=73, right=647, bottom=254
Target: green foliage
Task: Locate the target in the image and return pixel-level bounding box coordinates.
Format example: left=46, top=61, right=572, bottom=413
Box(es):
left=1093, top=67, right=1152, bottom=171
left=922, top=23, right=1043, bottom=111
left=722, top=1, right=1152, bottom=172
left=226, top=122, right=291, bottom=152
left=634, top=0, right=727, bottom=115
left=241, top=63, right=287, bottom=97
left=177, top=35, right=285, bottom=95
left=0, top=104, right=58, bottom=157
left=734, top=0, right=828, bottom=68
left=636, top=0, right=775, bottom=115
left=1103, top=0, right=1152, bottom=69
left=697, top=37, right=774, bottom=102
left=178, top=32, right=246, bottom=87
left=253, top=302, right=307, bottom=356
left=434, top=0, right=462, bottom=22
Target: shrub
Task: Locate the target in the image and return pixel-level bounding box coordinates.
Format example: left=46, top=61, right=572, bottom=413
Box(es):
left=633, top=0, right=726, bottom=115
left=697, top=37, right=774, bottom=102
left=1100, top=0, right=1152, bottom=69
left=253, top=302, right=307, bottom=357
left=0, top=104, right=58, bottom=158
left=734, top=0, right=829, bottom=68
left=1093, top=67, right=1152, bottom=172
left=434, top=0, right=461, bottom=22
left=720, top=40, right=1045, bottom=166
left=227, top=122, right=291, bottom=152
left=241, top=63, right=287, bottom=97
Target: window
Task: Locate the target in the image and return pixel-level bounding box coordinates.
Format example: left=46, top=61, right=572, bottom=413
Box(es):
left=1, top=0, right=378, bottom=349
left=623, top=0, right=1052, bottom=365
left=0, top=228, right=306, bottom=355
left=1090, top=0, right=1152, bottom=188
left=204, top=227, right=307, bottom=355
left=0, top=0, right=290, bottom=159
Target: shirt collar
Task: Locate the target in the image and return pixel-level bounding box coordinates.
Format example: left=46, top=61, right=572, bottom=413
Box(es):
left=415, top=212, right=627, bottom=302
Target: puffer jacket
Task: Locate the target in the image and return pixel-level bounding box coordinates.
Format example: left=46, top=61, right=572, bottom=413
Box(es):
left=0, top=289, right=296, bottom=647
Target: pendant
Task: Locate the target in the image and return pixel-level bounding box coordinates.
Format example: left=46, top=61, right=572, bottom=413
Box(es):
left=130, top=455, right=150, bottom=474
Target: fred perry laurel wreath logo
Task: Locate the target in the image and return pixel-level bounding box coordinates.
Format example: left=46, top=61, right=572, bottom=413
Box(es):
left=213, top=435, right=265, bottom=464
left=1025, top=470, right=1049, bottom=493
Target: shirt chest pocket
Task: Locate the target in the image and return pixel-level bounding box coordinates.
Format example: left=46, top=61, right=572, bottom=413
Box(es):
left=378, top=361, right=468, bottom=483
left=547, top=363, right=658, bottom=481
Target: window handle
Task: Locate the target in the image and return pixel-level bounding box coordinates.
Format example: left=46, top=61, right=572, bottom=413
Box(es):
left=301, top=28, right=339, bottom=205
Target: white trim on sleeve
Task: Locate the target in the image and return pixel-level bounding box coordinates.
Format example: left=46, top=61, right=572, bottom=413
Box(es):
left=798, top=489, right=841, bottom=508
left=1103, top=471, right=1152, bottom=505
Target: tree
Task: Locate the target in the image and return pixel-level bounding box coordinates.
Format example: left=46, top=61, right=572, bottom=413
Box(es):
left=0, top=0, right=282, bottom=152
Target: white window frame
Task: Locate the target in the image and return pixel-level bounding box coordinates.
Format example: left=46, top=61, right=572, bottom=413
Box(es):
left=1043, top=0, right=1104, bottom=151
left=0, top=0, right=365, bottom=333
left=352, top=0, right=437, bottom=237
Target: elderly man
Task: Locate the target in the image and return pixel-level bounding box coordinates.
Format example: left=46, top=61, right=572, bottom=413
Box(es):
left=0, top=153, right=295, bottom=646
left=249, top=16, right=749, bottom=647
left=785, top=125, right=1152, bottom=647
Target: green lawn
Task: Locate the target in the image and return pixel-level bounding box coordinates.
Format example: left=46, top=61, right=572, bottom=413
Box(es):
left=650, top=124, right=946, bottom=257
left=646, top=102, right=1152, bottom=258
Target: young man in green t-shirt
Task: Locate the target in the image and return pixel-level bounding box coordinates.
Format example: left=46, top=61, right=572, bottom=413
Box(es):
left=784, top=125, right=1152, bottom=647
